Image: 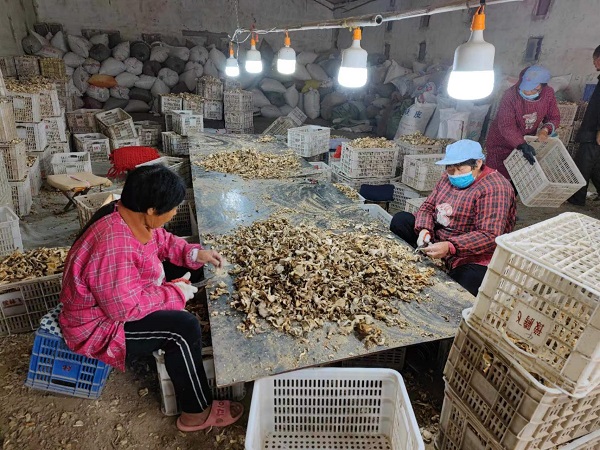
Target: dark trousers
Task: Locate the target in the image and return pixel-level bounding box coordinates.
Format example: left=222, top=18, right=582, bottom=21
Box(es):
left=569, top=142, right=600, bottom=205
left=124, top=310, right=213, bottom=413
left=390, top=211, right=487, bottom=296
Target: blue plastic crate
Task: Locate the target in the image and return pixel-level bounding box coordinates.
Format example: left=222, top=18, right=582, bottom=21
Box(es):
left=25, top=329, right=112, bottom=399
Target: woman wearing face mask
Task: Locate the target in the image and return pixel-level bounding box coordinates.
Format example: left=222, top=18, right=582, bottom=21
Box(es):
left=485, top=65, right=560, bottom=181
left=390, top=140, right=516, bottom=296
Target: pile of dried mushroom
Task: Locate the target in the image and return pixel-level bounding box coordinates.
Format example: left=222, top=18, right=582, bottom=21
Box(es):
left=0, top=248, right=69, bottom=285
left=207, top=216, right=434, bottom=347
left=334, top=183, right=360, bottom=200
left=195, top=148, right=300, bottom=179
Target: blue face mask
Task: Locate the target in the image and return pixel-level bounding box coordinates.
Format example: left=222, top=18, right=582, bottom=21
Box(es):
left=519, top=89, right=540, bottom=101
left=448, top=171, right=475, bottom=189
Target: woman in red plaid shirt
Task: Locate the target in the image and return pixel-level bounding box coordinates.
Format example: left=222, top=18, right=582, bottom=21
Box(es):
left=59, top=165, right=243, bottom=432
left=391, top=140, right=516, bottom=296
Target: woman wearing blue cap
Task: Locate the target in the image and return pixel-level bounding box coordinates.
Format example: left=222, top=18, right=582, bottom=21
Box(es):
left=485, top=65, right=560, bottom=181
left=390, top=140, right=516, bottom=296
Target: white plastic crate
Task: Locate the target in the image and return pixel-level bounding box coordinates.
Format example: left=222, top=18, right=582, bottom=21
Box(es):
left=73, top=190, right=121, bottom=228
left=14, top=56, right=40, bottom=78
left=203, top=100, right=223, bottom=120
left=445, top=309, right=600, bottom=450
left=262, top=116, right=295, bottom=136
left=136, top=156, right=191, bottom=187
left=0, top=99, right=17, bottom=142
left=555, top=126, right=573, bottom=144
left=340, top=142, right=399, bottom=179
left=245, top=368, right=424, bottom=450
left=0, top=274, right=62, bottom=335
left=134, top=121, right=161, bottom=148
left=172, top=111, right=203, bottom=136
left=469, top=212, right=600, bottom=397
left=332, top=166, right=390, bottom=190
left=197, top=76, right=223, bottom=101
left=161, top=132, right=191, bottom=156
left=395, top=140, right=445, bottom=169
left=159, top=94, right=183, bottom=114
left=165, top=110, right=191, bottom=132
left=505, top=137, right=585, bottom=208
left=225, top=111, right=253, bottom=134
left=95, top=108, right=136, bottom=141
left=404, top=197, right=427, bottom=215
left=401, top=153, right=445, bottom=192
left=16, top=121, right=47, bottom=152
left=0, top=56, right=17, bottom=78
left=0, top=206, right=22, bottom=257
left=74, top=133, right=110, bottom=162
left=0, top=139, right=27, bottom=180
left=165, top=190, right=196, bottom=237
left=43, top=115, right=67, bottom=143
left=66, top=108, right=102, bottom=134
left=0, top=153, right=11, bottom=209
left=223, top=90, right=252, bottom=112
left=389, top=179, right=425, bottom=212
left=39, top=143, right=70, bottom=177
left=557, top=102, right=578, bottom=126
left=287, top=107, right=307, bottom=126
left=27, top=156, right=41, bottom=196
left=9, top=175, right=32, bottom=216
left=560, top=429, right=600, bottom=450
left=110, top=137, right=140, bottom=150
left=308, top=161, right=331, bottom=181
left=338, top=347, right=406, bottom=372
left=287, top=125, right=330, bottom=158
left=359, top=204, right=393, bottom=229
left=39, top=88, right=61, bottom=118
left=181, top=94, right=204, bottom=115
left=50, top=152, right=92, bottom=175
left=153, top=348, right=246, bottom=416
left=7, top=92, right=42, bottom=123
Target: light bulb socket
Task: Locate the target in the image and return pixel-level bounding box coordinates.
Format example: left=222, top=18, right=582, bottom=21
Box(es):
left=352, top=28, right=362, bottom=41
left=471, top=6, right=486, bottom=31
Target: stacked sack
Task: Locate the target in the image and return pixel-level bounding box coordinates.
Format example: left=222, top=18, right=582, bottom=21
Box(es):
left=438, top=212, right=600, bottom=450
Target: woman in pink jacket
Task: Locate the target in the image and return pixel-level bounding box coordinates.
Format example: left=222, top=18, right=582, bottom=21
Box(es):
left=485, top=65, right=560, bottom=181
left=59, top=165, right=243, bottom=432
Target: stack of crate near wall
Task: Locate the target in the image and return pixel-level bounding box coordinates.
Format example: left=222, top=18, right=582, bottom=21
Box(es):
left=94, top=108, right=139, bottom=151
left=437, top=212, right=600, bottom=450
left=331, top=137, right=398, bottom=192
left=67, top=109, right=105, bottom=162
left=159, top=93, right=204, bottom=155
left=0, top=68, right=16, bottom=212
left=197, top=76, right=223, bottom=121
left=224, top=89, right=253, bottom=134
left=3, top=68, right=54, bottom=216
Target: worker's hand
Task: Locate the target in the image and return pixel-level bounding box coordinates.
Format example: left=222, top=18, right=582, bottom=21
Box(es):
left=421, top=242, right=450, bottom=259
left=596, top=130, right=600, bottom=146
left=417, top=229, right=431, bottom=247
left=173, top=272, right=198, bottom=301
left=537, top=128, right=549, bottom=143
left=196, top=249, right=224, bottom=268
left=517, top=143, right=536, bottom=165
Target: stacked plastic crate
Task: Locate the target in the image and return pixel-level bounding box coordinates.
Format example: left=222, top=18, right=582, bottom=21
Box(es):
left=224, top=90, right=253, bottom=134
left=262, top=107, right=307, bottom=136
left=161, top=110, right=203, bottom=157
left=0, top=69, right=15, bottom=213
left=287, top=125, right=331, bottom=162
left=2, top=76, right=36, bottom=216
left=95, top=108, right=139, bottom=151
left=197, top=76, right=223, bottom=121
left=438, top=212, right=600, bottom=450
left=331, top=137, right=398, bottom=191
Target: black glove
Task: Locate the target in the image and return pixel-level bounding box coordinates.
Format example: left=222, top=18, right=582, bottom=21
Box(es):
left=517, top=143, right=536, bottom=165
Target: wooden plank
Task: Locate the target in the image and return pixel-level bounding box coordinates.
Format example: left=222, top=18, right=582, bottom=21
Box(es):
left=189, top=133, right=474, bottom=386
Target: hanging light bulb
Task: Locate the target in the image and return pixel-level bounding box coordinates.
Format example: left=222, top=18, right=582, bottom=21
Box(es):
left=225, top=42, right=240, bottom=77
left=277, top=31, right=296, bottom=75
left=447, top=3, right=495, bottom=100
left=245, top=34, right=263, bottom=74
left=338, top=28, right=368, bottom=88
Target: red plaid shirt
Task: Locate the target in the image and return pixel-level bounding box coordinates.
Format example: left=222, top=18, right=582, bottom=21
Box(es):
left=415, top=166, right=516, bottom=269
left=58, top=211, right=203, bottom=371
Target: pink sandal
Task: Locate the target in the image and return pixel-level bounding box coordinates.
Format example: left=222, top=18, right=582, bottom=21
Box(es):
left=176, top=400, right=243, bottom=432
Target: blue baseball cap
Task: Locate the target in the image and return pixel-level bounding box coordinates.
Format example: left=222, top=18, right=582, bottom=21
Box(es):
left=435, top=140, right=485, bottom=165
left=519, top=65, right=551, bottom=91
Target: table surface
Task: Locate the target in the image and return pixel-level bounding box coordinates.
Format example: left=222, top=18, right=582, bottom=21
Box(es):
left=189, top=133, right=474, bottom=387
